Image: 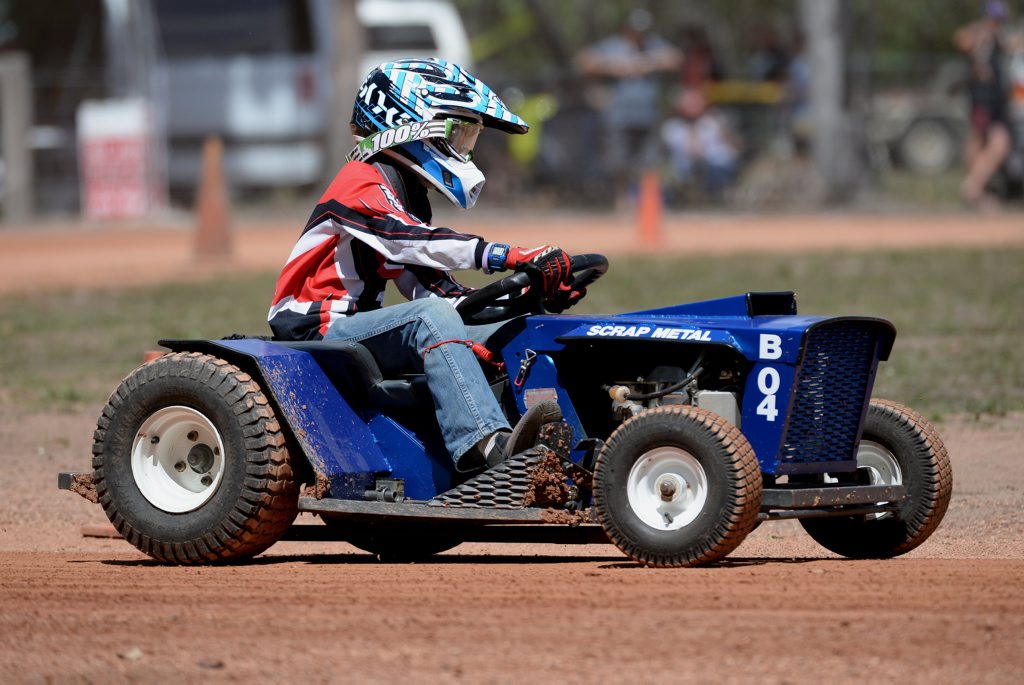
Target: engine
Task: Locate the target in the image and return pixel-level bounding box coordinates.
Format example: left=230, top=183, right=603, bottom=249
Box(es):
left=605, top=358, right=742, bottom=428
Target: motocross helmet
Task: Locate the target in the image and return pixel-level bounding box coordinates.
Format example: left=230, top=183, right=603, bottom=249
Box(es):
left=350, top=58, right=529, bottom=209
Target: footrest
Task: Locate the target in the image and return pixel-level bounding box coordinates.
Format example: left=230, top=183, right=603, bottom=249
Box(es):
left=761, top=484, right=905, bottom=509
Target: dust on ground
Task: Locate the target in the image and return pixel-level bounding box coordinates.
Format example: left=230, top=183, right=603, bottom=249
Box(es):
left=1, top=408, right=1021, bottom=683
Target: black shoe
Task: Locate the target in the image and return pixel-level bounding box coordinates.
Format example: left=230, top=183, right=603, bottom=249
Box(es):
left=486, top=401, right=563, bottom=468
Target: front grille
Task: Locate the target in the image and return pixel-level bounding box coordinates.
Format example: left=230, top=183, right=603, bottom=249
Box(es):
left=779, top=322, right=877, bottom=465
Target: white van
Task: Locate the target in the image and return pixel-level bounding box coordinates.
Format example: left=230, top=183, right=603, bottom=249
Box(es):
left=152, top=0, right=471, bottom=190
left=357, top=0, right=471, bottom=78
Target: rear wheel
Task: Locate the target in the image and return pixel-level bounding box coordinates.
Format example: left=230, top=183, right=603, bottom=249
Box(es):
left=898, top=118, right=958, bottom=175
left=92, top=352, right=299, bottom=564
left=800, top=399, right=952, bottom=558
left=593, top=407, right=762, bottom=567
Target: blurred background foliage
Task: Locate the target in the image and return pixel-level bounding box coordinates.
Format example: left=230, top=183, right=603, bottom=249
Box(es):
left=454, top=0, right=979, bottom=78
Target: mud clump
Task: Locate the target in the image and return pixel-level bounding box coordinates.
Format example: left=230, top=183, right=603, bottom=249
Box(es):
left=523, top=451, right=572, bottom=507
left=539, top=507, right=594, bottom=525
left=301, top=473, right=331, bottom=500
left=69, top=474, right=99, bottom=504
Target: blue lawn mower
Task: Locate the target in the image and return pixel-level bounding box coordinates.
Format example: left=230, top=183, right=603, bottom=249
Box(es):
left=60, top=254, right=952, bottom=567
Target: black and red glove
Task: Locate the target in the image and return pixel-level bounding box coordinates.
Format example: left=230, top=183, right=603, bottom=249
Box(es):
left=544, top=282, right=587, bottom=313
left=504, top=245, right=572, bottom=294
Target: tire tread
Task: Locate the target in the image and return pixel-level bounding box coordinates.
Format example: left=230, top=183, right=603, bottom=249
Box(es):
left=92, top=352, right=299, bottom=564
left=594, top=406, right=762, bottom=567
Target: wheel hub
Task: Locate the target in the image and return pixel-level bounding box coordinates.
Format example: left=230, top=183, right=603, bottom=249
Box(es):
left=187, top=444, right=215, bottom=474
left=856, top=439, right=902, bottom=520
left=626, top=447, right=708, bottom=531
left=131, top=406, right=226, bottom=513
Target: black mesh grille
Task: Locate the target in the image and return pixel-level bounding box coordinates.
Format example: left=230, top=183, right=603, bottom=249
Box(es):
left=779, top=322, right=877, bottom=465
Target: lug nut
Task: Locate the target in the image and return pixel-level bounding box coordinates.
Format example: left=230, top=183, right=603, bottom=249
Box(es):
left=200, top=475, right=213, bottom=487
left=174, top=461, right=186, bottom=472
left=186, top=430, right=198, bottom=441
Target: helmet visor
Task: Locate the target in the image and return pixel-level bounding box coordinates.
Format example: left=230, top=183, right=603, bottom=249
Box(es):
left=443, top=118, right=483, bottom=161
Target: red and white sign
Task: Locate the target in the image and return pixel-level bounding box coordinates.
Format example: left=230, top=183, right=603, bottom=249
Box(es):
left=77, top=99, right=166, bottom=219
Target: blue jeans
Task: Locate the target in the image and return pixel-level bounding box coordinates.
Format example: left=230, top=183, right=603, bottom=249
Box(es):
left=323, top=298, right=510, bottom=467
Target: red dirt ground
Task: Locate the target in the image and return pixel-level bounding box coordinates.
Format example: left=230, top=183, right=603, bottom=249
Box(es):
left=1, top=212, right=1022, bottom=683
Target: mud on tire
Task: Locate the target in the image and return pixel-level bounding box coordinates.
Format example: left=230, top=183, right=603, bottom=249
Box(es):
left=593, top=406, right=762, bottom=567
left=800, top=399, right=952, bottom=559
left=92, top=352, right=299, bottom=564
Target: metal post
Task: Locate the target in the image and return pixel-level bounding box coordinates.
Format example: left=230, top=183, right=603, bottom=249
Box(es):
left=0, top=53, right=34, bottom=223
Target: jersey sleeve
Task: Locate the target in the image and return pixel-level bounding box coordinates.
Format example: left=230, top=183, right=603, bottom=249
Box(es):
left=395, top=264, right=474, bottom=303
left=312, top=164, right=492, bottom=272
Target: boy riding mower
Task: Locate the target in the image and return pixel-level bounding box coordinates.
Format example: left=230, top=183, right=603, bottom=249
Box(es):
left=60, top=254, right=952, bottom=567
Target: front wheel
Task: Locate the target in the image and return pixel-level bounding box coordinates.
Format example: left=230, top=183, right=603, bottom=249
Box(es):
left=593, top=406, right=762, bottom=567
left=92, top=352, right=299, bottom=564
left=800, top=399, right=952, bottom=558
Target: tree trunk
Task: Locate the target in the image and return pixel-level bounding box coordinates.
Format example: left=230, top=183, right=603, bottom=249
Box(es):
left=327, top=0, right=365, bottom=181
left=800, top=0, right=860, bottom=203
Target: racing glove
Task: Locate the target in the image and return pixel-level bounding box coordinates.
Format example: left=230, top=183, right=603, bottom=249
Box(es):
left=500, top=245, right=572, bottom=295
left=544, top=282, right=587, bottom=314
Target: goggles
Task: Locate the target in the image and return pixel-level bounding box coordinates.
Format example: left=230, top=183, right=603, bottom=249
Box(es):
left=435, top=118, right=483, bottom=162
left=348, top=116, right=483, bottom=163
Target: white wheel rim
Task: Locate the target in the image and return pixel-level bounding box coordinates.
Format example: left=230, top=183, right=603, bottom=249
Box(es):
left=131, top=406, right=226, bottom=513
left=857, top=439, right=902, bottom=520
left=626, top=446, right=708, bottom=531
left=857, top=440, right=902, bottom=487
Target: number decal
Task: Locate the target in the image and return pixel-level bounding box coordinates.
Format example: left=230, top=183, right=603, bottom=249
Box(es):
left=756, top=366, right=781, bottom=422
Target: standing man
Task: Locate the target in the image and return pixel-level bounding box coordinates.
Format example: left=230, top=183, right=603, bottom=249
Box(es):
left=576, top=9, right=682, bottom=208
left=955, top=1, right=1014, bottom=209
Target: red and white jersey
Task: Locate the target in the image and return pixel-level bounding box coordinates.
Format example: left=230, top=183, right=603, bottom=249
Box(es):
left=268, top=161, right=490, bottom=340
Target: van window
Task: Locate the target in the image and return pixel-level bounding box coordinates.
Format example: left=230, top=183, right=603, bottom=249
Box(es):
left=366, top=24, right=438, bottom=52
left=154, top=0, right=313, bottom=57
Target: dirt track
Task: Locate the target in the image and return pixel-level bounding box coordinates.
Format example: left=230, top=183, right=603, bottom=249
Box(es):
left=1, top=213, right=1023, bottom=682
left=0, top=411, right=1021, bottom=683
left=1, top=211, right=1023, bottom=295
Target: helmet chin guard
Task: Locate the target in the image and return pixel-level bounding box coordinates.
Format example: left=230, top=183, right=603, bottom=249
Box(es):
left=383, top=141, right=485, bottom=209
left=350, top=59, right=528, bottom=208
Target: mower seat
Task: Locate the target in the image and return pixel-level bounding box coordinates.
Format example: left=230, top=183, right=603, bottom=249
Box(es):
left=275, top=340, right=428, bottom=410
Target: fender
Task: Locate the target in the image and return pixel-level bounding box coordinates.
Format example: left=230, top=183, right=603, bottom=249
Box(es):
left=158, top=338, right=454, bottom=500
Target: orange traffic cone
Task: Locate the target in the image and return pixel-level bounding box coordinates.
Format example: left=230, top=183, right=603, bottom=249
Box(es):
left=637, top=169, right=662, bottom=248
left=194, top=136, right=233, bottom=260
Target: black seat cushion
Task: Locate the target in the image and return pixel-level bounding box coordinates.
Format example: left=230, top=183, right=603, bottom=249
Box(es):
left=274, top=340, right=427, bottom=409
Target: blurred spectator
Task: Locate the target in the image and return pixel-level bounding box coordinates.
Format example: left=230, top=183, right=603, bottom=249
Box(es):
left=954, top=0, right=1013, bottom=209
left=576, top=9, right=682, bottom=205
left=661, top=89, right=740, bottom=202
left=678, top=26, right=722, bottom=90
left=1004, top=18, right=1024, bottom=196
left=784, top=34, right=811, bottom=157
left=747, top=27, right=790, bottom=82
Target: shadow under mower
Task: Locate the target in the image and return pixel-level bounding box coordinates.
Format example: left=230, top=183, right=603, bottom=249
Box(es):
left=60, top=254, right=952, bottom=567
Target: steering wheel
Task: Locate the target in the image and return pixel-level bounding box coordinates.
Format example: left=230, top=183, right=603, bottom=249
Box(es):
left=457, top=253, right=609, bottom=325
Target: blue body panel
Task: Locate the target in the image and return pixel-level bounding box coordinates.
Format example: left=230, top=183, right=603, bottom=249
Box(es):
left=216, top=339, right=389, bottom=498
left=186, top=294, right=895, bottom=500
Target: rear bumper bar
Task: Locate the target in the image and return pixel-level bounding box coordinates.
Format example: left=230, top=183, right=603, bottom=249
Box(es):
left=58, top=471, right=98, bottom=503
